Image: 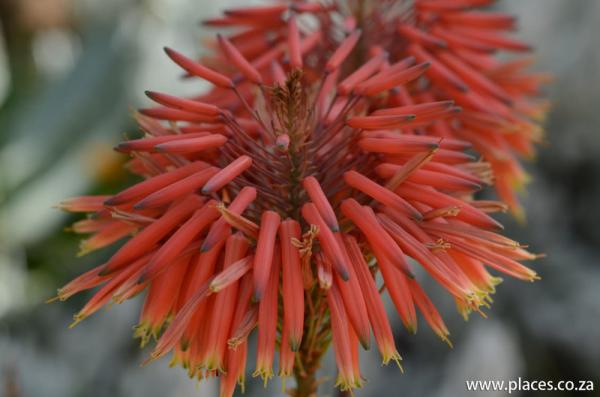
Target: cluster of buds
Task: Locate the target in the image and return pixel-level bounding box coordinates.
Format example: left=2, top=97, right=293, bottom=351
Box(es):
left=54, top=1, right=545, bottom=396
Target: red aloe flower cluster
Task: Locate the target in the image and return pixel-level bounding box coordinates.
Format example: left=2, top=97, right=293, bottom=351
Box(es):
left=54, top=1, right=544, bottom=396
left=199, top=0, right=550, bottom=218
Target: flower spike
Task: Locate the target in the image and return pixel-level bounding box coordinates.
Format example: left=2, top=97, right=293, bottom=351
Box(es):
left=57, top=2, right=545, bottom=394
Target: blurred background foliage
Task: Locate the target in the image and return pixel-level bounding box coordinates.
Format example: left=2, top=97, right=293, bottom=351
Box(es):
left=0, top=1, right=599, bottom=396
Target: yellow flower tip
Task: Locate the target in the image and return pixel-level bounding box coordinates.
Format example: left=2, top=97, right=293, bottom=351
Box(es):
left=335, top=374, right=362, bottom=393
left=237, top=377, right=246, bottom=394
left=252, top=368, right=274, bottom=387
left=476, top=308, right=488, bottom=319
left=530, top=273, right=542, bottom=282
left=441, top=335, right=454, bottom=349
left=491, top=276, right=504, bottom=287
left=77, top=242, right=93, bottom=257
left=466, top=291, right=483, bottom=307
left=473, top=293, right=492, bottom=309
left=203, top=356, right=225, bottom=374
left=279, top=368, right=293, bottom=379
left=133, top=322, right=155, bottom=347
left=382, top=351, right=404, bottom=373
left=112, top=293, right=128, bottom=304
left=68, top=313, right=86, bottom=329
left=280, top=375, right=290, bottom=393
left=457, top=304, right=472, bottom=321
left=45, top=295, right=60, bottom=304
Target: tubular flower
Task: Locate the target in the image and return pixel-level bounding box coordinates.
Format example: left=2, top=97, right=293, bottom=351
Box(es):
left=54, top=3, right=543, bottom=396
left=197, top=0, right=550, bottom=219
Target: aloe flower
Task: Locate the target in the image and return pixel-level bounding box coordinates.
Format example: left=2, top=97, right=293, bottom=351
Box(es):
left=199, top=0, right=550, bottom=218
left=54, top=2, right=544, bottom=396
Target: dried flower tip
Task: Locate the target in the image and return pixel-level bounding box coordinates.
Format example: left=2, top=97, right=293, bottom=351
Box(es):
left=316, top=253, right=333, bottom=290
left=384, top=148, right=438, bottom=191
left=423, top=206, right=461, bottom=220
left=210, top=255, right=252, bottom=292
left=201, top=186, right=256, bottom=252
left=215, top=202, right=259, bottom=239
left=228, top=304, right=258, bottom=349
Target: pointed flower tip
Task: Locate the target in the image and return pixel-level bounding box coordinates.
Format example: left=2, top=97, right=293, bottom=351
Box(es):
left=339, top=268, right=350, bottom=281
left=360, top=337, right=371, bottom=350
left=68, top=313, right=86, bottom=329
left=405, top=322, right=417, bottom=335
left=103, top=197, right=117, bottom=206
left=289, top=338, right=301, bottom=352
left=382, top=351, right=403, bottom=372
left=140, top=355, right=157, bottom=367
left=97, top=267, right=111, bottom=277
left=136, top=273, right=148, bottom=285
left=252, top=368, right=274, bottom=388
left=45, top=295, right=60, bottom=304
left=529, top=272, right=541, bottom=282
left=441, top=335, right=453, bottom=349
left=112, top=143, right=129, bottom=153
